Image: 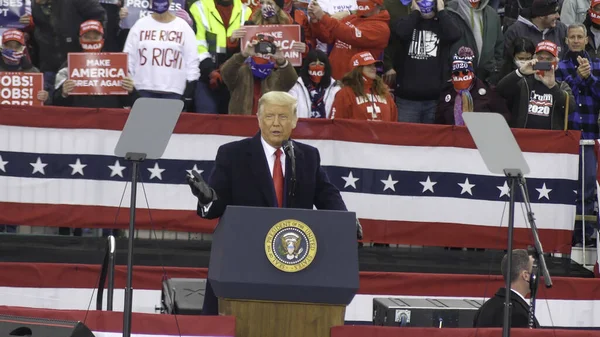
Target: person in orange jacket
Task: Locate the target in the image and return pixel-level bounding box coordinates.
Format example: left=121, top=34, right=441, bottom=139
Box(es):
left=330, top=51, right=398, bottom=121
left=307, top=0, right=390, bottom=80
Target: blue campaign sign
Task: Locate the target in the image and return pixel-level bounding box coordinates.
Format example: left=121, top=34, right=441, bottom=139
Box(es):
left=119, top=0, right=185, bottom=29
left=0, top=0, right=31, bottom=29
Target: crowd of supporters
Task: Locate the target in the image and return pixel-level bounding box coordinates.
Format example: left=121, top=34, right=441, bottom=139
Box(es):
left=0, top=0, right=599, bottom=246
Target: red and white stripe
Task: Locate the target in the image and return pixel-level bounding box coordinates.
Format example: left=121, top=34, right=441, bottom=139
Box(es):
left=0, top=106, right=580, bottom=252
left=0, top=263, right=598, bottom=328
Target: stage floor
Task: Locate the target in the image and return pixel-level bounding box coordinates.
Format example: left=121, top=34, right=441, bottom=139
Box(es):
left=0, top=234, right=593, bottom=278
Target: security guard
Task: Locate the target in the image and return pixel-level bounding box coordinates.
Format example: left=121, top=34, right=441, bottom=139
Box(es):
left=189, top=0, right=252, bottom=114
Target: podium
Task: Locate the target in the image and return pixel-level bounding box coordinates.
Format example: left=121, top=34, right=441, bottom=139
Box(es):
left=209, top=206, right=359, bottom=337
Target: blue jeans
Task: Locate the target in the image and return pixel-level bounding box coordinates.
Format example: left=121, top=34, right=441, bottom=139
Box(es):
left=396, top=98, right=437, bottom=124
left=574, top=144, right=599, bottom=241
left=194, top=80, right=218, bottom=114
left=137, top=90, right=182, bottom=100
left=44, top=71, right=57, bottom=101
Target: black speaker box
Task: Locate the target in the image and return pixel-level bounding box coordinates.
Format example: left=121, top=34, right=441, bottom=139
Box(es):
left=161, top=278, right=206, bottom=315
left=373, top=298, right=482, bottom=328
left=0, top=314, right=95, bottom=337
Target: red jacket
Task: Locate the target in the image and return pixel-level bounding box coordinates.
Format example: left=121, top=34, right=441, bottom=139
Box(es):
left=311, top=11, right=390, bottom=80
left=330, top=86, right=398, bottom=122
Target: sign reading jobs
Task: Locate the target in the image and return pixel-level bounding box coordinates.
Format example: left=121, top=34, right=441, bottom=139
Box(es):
left=68, top=53, right=128, bottom=95
left=0, top=72, right=43, bottom=106
left=241, top=25, right=302, bottom=67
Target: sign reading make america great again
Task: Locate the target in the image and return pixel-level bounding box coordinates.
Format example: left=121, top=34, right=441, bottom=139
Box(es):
left=241, top=25, right=302, bottom=67
left=67, top=53, right=129, bottom=95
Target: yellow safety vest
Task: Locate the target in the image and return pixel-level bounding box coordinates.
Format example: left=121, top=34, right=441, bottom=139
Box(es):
left=189, top=0, right=252, bottom=64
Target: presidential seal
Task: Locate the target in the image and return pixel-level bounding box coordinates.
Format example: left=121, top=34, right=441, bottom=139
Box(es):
left=264, top=219, right=317, bottom=273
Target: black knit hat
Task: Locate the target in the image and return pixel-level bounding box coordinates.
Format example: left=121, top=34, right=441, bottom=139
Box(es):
left=530, top=0, right=559, bottom=17
left=274, top=0, right=284, bottom=9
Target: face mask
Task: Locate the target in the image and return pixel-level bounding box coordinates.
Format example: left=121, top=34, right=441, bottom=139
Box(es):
left=514, top=59, right=528, bottom=69
left=80, top=38, right=104, bottom=52
left=1, top=48, right=24, bottom=65
left=590, top=9, right=600, bottom=25
left=308, top=64, right=325, bottom=84
left=469, top=0, right=480, bottom=8
left=357, top=0, right=377, bottom=16
left=417, top=0, right=435, bottom=14
left=452, top=70, right=474, bottom=91
left=248, top=56, right=275, bottom=79
left=151, top=0, right=170, bottom=14
left=261, top=4, right=276, bottom=18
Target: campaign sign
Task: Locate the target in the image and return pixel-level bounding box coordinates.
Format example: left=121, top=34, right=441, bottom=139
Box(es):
left=99, top=0, right=121, bottom=5
left=0, top=72, right=43, bottom=106
left=120, top=0, right=185, bottom=29
left=0, top=0, right=31, bottom=29
left=241, top=25, right=302, bottom=67
left=68, top=53, right=128, bottom=95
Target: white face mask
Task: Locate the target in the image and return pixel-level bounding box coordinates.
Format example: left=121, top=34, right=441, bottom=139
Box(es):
left=514, top=59, right=528, bottom=69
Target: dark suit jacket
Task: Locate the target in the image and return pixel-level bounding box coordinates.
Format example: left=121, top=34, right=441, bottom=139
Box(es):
left=198, top=132, right=347, bottom=219
left=473, top=287, right=540, bottom=328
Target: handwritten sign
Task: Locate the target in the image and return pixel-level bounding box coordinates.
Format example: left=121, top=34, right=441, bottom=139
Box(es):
left=120, top=0, right=185, bottom=29
left=0, top=72, right=43, bottom=106
left=68, top=53, right=129, bottom=95
left=0, top=0, right=31, bottom=28
left=241, top=25, right=302, bottom=67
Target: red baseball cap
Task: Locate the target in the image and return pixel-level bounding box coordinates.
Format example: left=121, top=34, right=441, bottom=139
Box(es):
left=79, top=20, right=104, bottom=36
left=535, top=40, right=558, bottom=57
left=350, top=51, right=383, bottom=68
left=2, top=29, right=25, bottom=45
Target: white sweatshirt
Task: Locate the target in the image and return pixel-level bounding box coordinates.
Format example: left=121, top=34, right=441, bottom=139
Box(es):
left=123, top=15, right=200, bottom=95
left=288, top=77, right=340, bottom=118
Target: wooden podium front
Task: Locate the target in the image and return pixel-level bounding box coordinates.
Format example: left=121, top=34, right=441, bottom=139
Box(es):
left=209, top=206, right=359, bottom=337
left=219, top=298, right=345, bottom=337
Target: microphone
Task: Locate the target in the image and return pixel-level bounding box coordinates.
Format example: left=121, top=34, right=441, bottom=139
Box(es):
left=281, top=140, right=296, bottom=199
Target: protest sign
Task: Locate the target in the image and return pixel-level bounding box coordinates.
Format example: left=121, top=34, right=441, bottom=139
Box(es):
left=0, top=72, right=43, bottom=106
left=0, top=0, right=31, bottom=29
left=120, top=0, right=185, bottom=29
left=240, top=25, right=302, bottom=67
left=67, top=53, right=129, bottom=95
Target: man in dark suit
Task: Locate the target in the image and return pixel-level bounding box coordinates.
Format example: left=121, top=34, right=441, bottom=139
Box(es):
left=473, top=249, right=540, bottom=328
left=188, top=90, right=360, bottom=315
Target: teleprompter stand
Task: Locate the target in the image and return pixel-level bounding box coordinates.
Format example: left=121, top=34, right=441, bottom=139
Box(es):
left=463, top=113, right=552, bottom=337
left=114, top=98, right=184, bottom=337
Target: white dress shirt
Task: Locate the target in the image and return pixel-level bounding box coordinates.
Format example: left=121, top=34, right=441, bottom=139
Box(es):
left=261, top=136, right=286, bottom=177
left=511, top=288, right=527, bottom=303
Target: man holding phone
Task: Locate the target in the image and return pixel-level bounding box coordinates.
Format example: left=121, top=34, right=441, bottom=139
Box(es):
left=497, top=40, right=575, bottom=130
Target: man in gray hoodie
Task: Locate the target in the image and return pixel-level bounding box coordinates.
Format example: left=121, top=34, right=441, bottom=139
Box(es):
left=504, top=0, right=568, bottom=58
left=446, top=0, right=504, bottom=84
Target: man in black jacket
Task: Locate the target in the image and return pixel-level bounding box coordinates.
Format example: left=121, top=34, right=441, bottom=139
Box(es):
left=31, top=0, right=106, bottom=98
left=392, top=0, right=461, bottom=123
left=473, top=249, right=541, bottom=328
left=497, top=40, right=575, bottom=130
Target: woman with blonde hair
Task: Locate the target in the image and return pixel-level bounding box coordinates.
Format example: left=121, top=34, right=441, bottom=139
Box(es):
left=330, top=51, right=397, bottom=121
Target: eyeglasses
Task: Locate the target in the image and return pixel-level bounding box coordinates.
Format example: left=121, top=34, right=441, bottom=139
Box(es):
left=452, top=70, right=470, bottom=76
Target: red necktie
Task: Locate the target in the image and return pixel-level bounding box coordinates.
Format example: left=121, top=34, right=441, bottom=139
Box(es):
left=273, top=149, right=284, bottom=207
